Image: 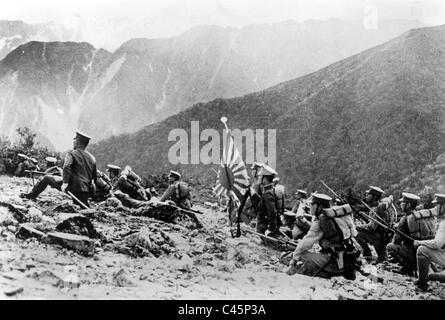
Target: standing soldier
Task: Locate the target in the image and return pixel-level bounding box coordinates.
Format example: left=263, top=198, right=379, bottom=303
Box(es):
left=356, top=186, right=394, bottom=262
left=386, top=192, right=427, bottom=276
left=159, top=170, right=192, bottom=209
left=285, top=193, right=360, bottom=280
left=414, top=194, right=445, bottom=291
left=61, top=131, right=97, bottom=208
left=256, top=165, right=280, bottom=237
left=20, top=157, right=63, bottom=199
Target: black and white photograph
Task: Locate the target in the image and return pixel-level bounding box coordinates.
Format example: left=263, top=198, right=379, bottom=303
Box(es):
left=0, top=0, right=444, bottom=304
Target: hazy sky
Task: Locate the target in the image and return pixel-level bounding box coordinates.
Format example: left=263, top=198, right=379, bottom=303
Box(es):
left=1, top=0, right=444, bottom=50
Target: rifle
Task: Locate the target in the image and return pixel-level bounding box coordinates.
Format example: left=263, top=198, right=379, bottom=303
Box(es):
left=67, top=191, right=90, bottom=210
left=231, top=187, right=251, bottom=238
left=165, top=203, right=208, bottom=230
left=243, top=227, right=299, bottom=248
left=319, top=180, right=369, bottom=223
left=25, top=170, right=45, bottom=186
left=320, top=180, right=415, bottom=242
left=353, top=196, right=415, bottom=242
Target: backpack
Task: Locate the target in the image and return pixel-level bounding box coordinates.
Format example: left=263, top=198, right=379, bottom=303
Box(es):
left=379, top=196, right=397, bottom=227
left=407, top=208, right=437, bottom=240
left=175, top=181, right=191, bottom=202
left=274, top=184, right=285, bottom=215
left=319, top=204, right=358, bottom=251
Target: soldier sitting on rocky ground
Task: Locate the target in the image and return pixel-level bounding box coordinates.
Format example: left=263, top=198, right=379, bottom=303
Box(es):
left=20, top=156, right=63, bottom=200
left=159, top=170, right=192, bottom=209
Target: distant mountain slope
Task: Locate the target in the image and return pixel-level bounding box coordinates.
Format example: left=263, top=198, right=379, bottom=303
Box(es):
left=0, top=20, right=75, bottom=60
left=0, top=41, right=112, bottom=149
left=0, top=19, right=427, bottom=149
left=90, top=25, right=445, bottom=195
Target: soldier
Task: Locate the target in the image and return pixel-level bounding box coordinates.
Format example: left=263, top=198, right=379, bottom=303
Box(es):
left=356, top=186, right=394, bottom=262
left=256, top=165, right=280, bottom=237
left=20, top=157, right=63, bottom=199
left=159, top=170, right=191, bottom=209
left=386, top=192, right=422, bottom=275
left=106, top=164, right=148, bottom=208
left=15, top=154, right=39, bottom=177
left=414, top=193, right=445, bottom=291
left=61, top=131, right=97, bottom=208
left=285, top=193, right=361, bottom=280
left=291, top=190, right=309, bottom=213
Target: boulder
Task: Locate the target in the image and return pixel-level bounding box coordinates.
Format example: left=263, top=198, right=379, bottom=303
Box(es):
left=56, top=214, right=99, bottom=238
left=16, top=223, right=46, bottom=240
left=45, top=232, right=95, bottom=256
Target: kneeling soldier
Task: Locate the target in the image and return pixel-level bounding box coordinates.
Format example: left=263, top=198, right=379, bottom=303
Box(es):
left=386, top=192, right=432, bottom=276
left=414, top=193, right=445, bottom=291
left=285, top=193, right=361, bottom=280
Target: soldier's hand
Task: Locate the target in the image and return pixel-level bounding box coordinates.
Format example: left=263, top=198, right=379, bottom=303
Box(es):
left=61, top=183, right=68, bottom=193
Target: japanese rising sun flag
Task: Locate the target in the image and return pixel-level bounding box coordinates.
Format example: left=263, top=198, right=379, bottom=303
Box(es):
left=213, top=117, right=250, bottom=202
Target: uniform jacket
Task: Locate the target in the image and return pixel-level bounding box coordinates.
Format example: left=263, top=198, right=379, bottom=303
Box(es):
left=418, top=218, right=445, bottom=250
left=63, top=149, right=97, bottom=193
left=257, top=184, right=278, bottom=231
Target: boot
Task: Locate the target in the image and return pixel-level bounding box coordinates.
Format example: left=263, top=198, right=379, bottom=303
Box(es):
left=20, top=193, right=36, bottom=200
left=416, top=256, right=430, bottom=291
left=285, top=259, right=300, bottom=276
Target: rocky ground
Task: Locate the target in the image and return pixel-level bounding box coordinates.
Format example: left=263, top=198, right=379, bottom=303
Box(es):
left=0, top=175, right=444, bottom=300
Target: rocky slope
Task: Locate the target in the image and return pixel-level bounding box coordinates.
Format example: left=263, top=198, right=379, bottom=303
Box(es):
left=90, top=24, right=445, bottom=195
left=1, top=175, right=444, bottom=300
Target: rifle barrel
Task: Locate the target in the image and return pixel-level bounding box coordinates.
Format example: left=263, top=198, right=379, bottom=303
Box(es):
left=244, top=228, right=298, bottom=247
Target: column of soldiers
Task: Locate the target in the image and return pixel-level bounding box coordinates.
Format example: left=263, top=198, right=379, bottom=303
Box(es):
left=15, top=130, right=445, bottom=292
left=19, top=131, right=192, bottom=211
left=242, top=162, right=445, bottom=292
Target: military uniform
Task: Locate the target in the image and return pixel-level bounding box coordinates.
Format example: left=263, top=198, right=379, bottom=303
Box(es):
left=386, top=192, right=421, bottom=275
left=356, top=186, right=392, bottom=261
left=286, top=193, right=361, bottom=280
left=159, top=171, right=191, bottom=209
left=15, top=154, right=39, bottom=177
left=20, top=157, right=63, bottom=199
left=414, top=194, right=445, bottom=291
left=255, top=165, right=280, bottom=236
left=104, top=165, right=146, bottom=208
left=62, top=131, right=97, bottom=208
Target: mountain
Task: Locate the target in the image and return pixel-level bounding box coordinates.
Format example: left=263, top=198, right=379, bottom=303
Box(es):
left=0, top=41, right=112, bottom=150
left=78, top=19, right=426, bottom=142
left=0, top=20, right=76, bottom=60
left=0, top=19, right=427, bottom=149
left=90, top=25, right=445, bottom=195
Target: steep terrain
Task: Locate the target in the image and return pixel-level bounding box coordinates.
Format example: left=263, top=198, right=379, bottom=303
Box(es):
left=0, top=20, right=74, bottom=60
left=0, top=42, right=112, bottom=150
left=0, top=19, right=425, bottom=147
left=90, top=25, right=445, bottom=195
left=1, top=176, right=444, bottom=300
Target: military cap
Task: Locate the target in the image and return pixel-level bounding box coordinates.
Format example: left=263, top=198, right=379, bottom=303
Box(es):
left=45, top=156, right=57, bottom=164
left=251, top=162, right=264, bottom=170
left=30, top=158, right=38, bottom=164
left=432, top=194, right=445, bottom=205
left=399, top=192, right=420, bottom=203
left=169, top=170, right=182, bottom=179
left=367, top=186, right=384, bottom=196
left=18, top=153, right=28, bottom=159
left=311, top=193, right=332, bottom=206
left=259, top=164, right=277, bottom=177
left=295, top=189, right=308, bottom=196
left=283, top=210, right=297, bottom=217
left=107, top=164, right=121, bottom=173
left=75, top=130, right=92, bottom=143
